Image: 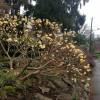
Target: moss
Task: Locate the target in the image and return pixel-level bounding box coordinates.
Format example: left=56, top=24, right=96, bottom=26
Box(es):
left=0, top=70, right=16, bottom=87
left=3, top=86, right=15, bottom=93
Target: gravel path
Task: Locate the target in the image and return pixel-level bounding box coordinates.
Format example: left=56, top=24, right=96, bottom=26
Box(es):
left=92, top=60, right=100, bottom=100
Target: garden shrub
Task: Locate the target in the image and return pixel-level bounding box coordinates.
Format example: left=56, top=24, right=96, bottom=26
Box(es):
left=0, top=14, right=91, bottom=99
left=95, top=52, right=100, bottom=58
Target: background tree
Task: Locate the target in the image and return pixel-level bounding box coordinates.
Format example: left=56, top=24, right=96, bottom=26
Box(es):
left=74, top=33, right=88, bottom=45
left=4, top=0, right=89, bottom=31
left=4, top=0, right=29, bottom=14
left=32, top=0, right=86, bottom=31
left=0, top=0, right=10, bottom=14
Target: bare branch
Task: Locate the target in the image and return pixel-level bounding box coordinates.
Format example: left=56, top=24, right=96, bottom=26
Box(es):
left=0, top=40, right=11, bottom=60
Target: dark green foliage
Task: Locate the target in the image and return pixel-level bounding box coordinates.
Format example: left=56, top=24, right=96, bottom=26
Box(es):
left=4, top=0, right=86, bottom=31
left=0, top=70, right=16, bottom=87
left=74, top=33, right=88, bottom=45
left=95, top=52, right=100, bottom=58
left=3, top=86, right=15, bottom=93
left=31, top=0, right=86, bottom=31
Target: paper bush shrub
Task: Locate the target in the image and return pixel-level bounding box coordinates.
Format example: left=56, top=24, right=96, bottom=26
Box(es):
left=0, top=14, right=91, bottom=99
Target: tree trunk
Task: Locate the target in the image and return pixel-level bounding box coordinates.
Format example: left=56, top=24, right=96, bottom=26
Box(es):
left=10, top=59, right=13, bottom=69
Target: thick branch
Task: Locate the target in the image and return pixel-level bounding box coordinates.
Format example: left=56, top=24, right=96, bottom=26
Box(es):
left=0, top=40, right=11, bottom=60
left=20, top=60, right=53, bottom=81
left=20, top=70, right=40, bottom=81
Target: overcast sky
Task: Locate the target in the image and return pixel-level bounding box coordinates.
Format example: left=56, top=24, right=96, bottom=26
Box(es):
left=80, top=0, right=100, bottom=36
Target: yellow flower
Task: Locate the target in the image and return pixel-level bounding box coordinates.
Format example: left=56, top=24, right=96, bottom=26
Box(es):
left=70, top=44, right=75, bottom=49
left=22, top=18, right=25, bottom=21
left=0, top=21, right=3, bottom=25
left=38, top=41, right=42, bottom=45
left=4, top=21, right=8, bottom=24
left=66, top=45, right=69, bottom=49
left=80, top=59, right=85, bottom=63
left=41, top=35, right=53, bottom=41
left=84, top=64, right=90, bottom=69
left=24, top=29, right=29, bottom=32
left=84, top=72, right=87, bottom=75
left=51, top=54, right=55, bottom=57
left=87, top=78, right=91, bottom=81
left=87, top=69, right=91, bottom=72
left=61, top=47, right=66, bottom=50
left=81, top=80, right=85, bottom=82
left=14, top=15, right=17, bottom=19
left=79, top=55, right=84, bottom=59
left=46, top=37, right=53, bottom=41
left=6, top=38, right=13, bottom=42
left=14, top=39, right=18, bottom=42
left=49, top=34, right=52, bottom=36
left=39, top=44, right=46, bottom=49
